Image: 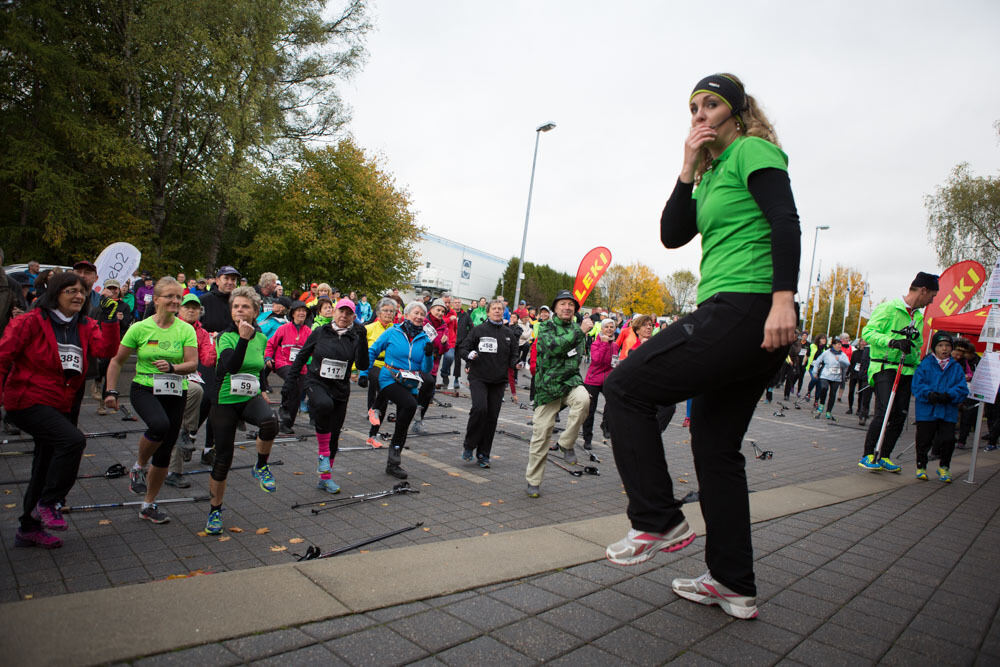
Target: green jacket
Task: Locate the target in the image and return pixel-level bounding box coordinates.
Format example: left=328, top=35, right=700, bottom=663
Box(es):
left=534, top=316, right=586, bottom=406
left=861, top=297, right=924, bottom=383
left=470, top=306, right=487, bottom=326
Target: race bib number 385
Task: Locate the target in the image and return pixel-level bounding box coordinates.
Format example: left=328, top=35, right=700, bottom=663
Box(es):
left=57, top=343, right=83, bottom=374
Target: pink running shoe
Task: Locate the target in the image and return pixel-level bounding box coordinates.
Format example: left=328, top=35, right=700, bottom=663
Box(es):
left=606, top=521, right=696, bottom=565
left=368, top=408, right=381, bottom=426
left=15, top=527, right=63, bottom=549
left=367, top=437, right=383, bottom=449
left=31, top=502, right=67, bottom=531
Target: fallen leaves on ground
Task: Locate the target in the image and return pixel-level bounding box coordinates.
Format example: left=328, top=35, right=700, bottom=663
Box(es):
left=256, top=527, right=270, bottom=535
left=677, top=478, right=688, bottom=484
left=421, top=482, right=431, bottom=486
left=98, top=519, right=112, bottom=526
left=83, top=453, right=95, bottom=457
left=289, top=538, right=304, bottom=544
left=3, top=490, right=11, bottom=495
left=293, top=472, right=304, bottom=476
left=269, top=545, right=286, bottom=552
left=448, top=472, right=461, bottom=477
left=482, top=532, right=490, bottom=536
left=422, top=527, right=430, bottom=532
left=3, top=503, right=16, bottom=509
left=218, top=536, right=231, bottom=542
left=196, top=531, right=208, bottom=537
left=228, top=527, right=243, bottom=533
left=480, top=501, right=491, bottom=507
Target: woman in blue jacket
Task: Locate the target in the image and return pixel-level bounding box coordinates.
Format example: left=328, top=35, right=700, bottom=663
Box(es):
left=367, top=302, right=434, bottom=479
left=912, top=332, right=968, bottom=482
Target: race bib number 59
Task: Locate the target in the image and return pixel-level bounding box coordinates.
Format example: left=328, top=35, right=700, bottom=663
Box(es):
left=230, top=373, right=260, bottom=397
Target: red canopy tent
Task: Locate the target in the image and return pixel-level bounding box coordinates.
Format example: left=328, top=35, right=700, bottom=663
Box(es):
left=926, top=305, right=993, bottom=352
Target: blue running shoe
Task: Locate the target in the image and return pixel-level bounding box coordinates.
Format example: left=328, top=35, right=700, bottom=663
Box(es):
left=858, top=454, right=881, bottom=472
left=462, top=448, right=474, bottom=462
left=205, top=509, right=223, bottom=535
left=317, top=456, right=331, bottom=473
left=915, top=468, right=927, bottom=480
left=317, top=477, right=340, bottom=493
left=937, top=467, right=952, bottom=483
left=253, top=464, right=277, bottom=492
left=879, top=457, right=901, bottom=473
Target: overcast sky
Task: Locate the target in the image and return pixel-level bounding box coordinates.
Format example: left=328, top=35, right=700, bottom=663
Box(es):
left=338, top=0, right=1000, bottom=306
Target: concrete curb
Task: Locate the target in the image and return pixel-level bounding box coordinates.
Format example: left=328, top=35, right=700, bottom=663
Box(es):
left=3, top=454, right=995, bottom=665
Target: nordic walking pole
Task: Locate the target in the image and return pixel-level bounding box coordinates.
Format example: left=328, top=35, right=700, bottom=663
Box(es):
left=184, top=460, right=283, bottom=476
left=872, top=325, right=918, bottom=463
left=310, top=485, right=420, bottom=514
left=0, top=463, right=128, bottom=487
left=291, top=482, right=412, bottom=509
left=295, top=522, right=424, bottom=560
left=62, top=495, right=211, bottom=513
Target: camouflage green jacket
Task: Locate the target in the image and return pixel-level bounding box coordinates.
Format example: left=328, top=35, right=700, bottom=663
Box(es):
left=534, top=316, right=585, bottom=406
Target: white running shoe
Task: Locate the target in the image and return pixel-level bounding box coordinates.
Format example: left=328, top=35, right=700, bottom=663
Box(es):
left=671, top=572, right=759, bottom=619
left=605, top=521, right=695, bottom=565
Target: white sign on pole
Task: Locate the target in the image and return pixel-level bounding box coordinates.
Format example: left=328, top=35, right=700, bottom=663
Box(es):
left=94, top=242, right=142, bottom=292
left=969, top=351, right=1000, bottom=403
left=859, top=283, right=872, bottom=319
left=979, top=305, right=1000, bottom=344
left=984, top=261, right=1000, bottom=304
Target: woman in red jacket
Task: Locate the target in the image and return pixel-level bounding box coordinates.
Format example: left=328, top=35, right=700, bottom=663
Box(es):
left=0, top=272, right=119, bottom=548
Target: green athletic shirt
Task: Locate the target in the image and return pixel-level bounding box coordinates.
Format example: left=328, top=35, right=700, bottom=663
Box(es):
left=215, top=330, right=267, bottom=404
left=693, top=136, right=788, bottom=304
left=120, top=316, right=197, bottom=389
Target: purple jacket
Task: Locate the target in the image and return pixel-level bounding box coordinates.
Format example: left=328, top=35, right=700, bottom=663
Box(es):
left=585, top=337, right=618, bottom=386
left=134, top=284, right=156, bottom=315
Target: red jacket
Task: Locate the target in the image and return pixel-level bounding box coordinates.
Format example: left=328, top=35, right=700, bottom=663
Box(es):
left=265, top=322, right=311, bottom=373
left=191, top=319, right=217, bottom=368
left=445, top=309, right=458, bottom=350
left=0, top=309, right=119, bottom=412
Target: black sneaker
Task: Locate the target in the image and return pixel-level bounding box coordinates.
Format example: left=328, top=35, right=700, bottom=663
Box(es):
left=129, top=467, right=147, bottom=495
left=164, top=473, right=190, bottom=489
left=279, top=422, right=295, bottom=435
left=845, top=408, right=853, bottom=415
left=386, top=463, right=408, bottom=479
left=201, top=449, right=215, bottom=467
left=139, top=503, right=169, bottom=524
left=583, top=440, right=592, bottom=450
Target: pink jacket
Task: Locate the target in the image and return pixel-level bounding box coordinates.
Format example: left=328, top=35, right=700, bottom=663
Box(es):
left=585, top=337, right=618, bottom=387
left=265, top=322, right=311, bottom=373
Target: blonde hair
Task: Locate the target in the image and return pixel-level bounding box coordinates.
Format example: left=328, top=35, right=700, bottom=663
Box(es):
left=229, top=285, right=262, bottom=315
left=316, top=282, right=332, bottom=296
left=153, top=276, right=182, bottom=297
left=694, top=73, right=779, bottom=184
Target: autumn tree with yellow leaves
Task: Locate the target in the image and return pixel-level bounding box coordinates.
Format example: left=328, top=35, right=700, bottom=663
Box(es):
left=600, top=262, right=673, bottom=316
left=806, top=264, right=867, bottom=338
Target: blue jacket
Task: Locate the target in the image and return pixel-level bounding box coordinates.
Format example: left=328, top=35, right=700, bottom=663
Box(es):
left=357, top=300, right=373, bottom=324
left=912, top=354, right=968, bottom=423
left=257, top=312, right=286, bottom=340
left=368, top=325, right=433, bottom=393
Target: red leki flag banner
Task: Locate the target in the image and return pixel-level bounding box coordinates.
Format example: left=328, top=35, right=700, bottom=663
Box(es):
left=572, top=247, right=612, bottom=307
left=922, top=259, right=987, bottom=353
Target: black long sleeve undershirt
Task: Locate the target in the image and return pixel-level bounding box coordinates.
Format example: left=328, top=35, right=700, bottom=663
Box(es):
left=218, top=337, right=250, bottom=375
left=659, top=167, right=801, bottom=293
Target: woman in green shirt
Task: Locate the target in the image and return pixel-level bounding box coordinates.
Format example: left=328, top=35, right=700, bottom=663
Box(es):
left=104, top=277, right=198, bottom=524
left=603, top=73, right=800, bottom=621
left=204, top=286, right=279, bottom=534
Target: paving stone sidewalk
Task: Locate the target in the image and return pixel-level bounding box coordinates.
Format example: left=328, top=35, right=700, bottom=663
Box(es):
left=130, top=463, right=1000, bottom=665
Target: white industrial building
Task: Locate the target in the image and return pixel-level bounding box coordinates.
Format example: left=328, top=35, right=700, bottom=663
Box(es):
left=408, top=232, right=508, bottom=303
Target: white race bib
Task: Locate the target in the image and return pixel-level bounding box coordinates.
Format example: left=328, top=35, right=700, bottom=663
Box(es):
left=186, top=372, right=204, bottom=385
left=262, top=303, right=273, bottom=313
left=854, top=363, right=861, bottom=372
left=798, top=348, right=806, bottom=356
left=567, top=348, right=577, bottom=357
left=153, top=373, right=183, bottom=396
left=143, top=293, right=153, bottom=303
left=57, top=343, right=83, bottom=373
left=397, top=369, right=422, bottom=384
left=478, top=337, right=498, bottom=353
left=288, top=346, right=301, bottom=363
left=423, top=323, right=438, bottom=342
left=320, top=358, right=347, bottom=380
left=230, top=373, right=260, bottom=397
left=611, top=354, right=620, bottom=368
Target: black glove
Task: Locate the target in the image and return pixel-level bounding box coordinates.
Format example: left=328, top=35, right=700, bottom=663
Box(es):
left=99, top=297, right=119, bottom=322
left=424, top=342, right=434, bottom=356
left=934, top=392, right=951, bottom=405
left=357, top=375, right=368, bottom=389
left=888, top=338, right=913, bottom=354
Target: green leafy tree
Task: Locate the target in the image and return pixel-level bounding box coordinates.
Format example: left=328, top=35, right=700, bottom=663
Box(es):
left=664, top=269, right=698, bottom=315
left=925, top=159, right=1000, bottom=271
left=496, top=259, right=574, bottom=310
left=240, top=140, right=421, bottom=295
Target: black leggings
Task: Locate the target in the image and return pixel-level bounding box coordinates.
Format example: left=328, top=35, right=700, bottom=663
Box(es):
left=306, top=383, right=348, bottom=457
left=604, top=293, right=788, bottom=598
left=276, top=365, right=305, bottom=426
left=819, top=380, right=840, bottom=413
left=369, top=381, right=417, bottom=448
left=916, top=419, right=956, bottom=469
left=209, top=395, right=278, bottom=481
left=7, top=405, right=87, bottom=530
left=582, top=383, right=607, bottom=442
left=130, top=382, right=186, bottom=468
left=465, top=379, right=505, bottom=458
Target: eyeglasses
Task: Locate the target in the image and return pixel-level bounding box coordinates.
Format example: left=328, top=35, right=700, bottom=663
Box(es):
left=61, top=288, right=86, bottom=296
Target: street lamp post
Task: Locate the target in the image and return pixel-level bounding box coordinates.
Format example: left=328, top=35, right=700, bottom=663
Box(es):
left=802, top=225, right=830, bottom=332
left=513, top=122, right=556, bottom=311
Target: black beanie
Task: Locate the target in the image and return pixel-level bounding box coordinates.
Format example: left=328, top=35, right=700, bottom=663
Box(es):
left=911, top=272, right=939, bottom=291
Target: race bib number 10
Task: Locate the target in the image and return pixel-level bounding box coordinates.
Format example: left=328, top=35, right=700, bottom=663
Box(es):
left=153, top=373, right=183, bottom=396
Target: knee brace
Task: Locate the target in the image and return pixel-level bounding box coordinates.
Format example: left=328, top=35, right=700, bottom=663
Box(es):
left=257, top=415, right=279, bottom=442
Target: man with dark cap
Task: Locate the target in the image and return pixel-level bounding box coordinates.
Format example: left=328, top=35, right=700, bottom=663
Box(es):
left=200, top=266, right=241, bottom=334
left=858, top=271, right=939, bottom=473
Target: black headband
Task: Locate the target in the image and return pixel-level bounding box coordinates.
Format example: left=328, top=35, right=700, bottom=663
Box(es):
left=690, top=74, right=746, bottom=112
